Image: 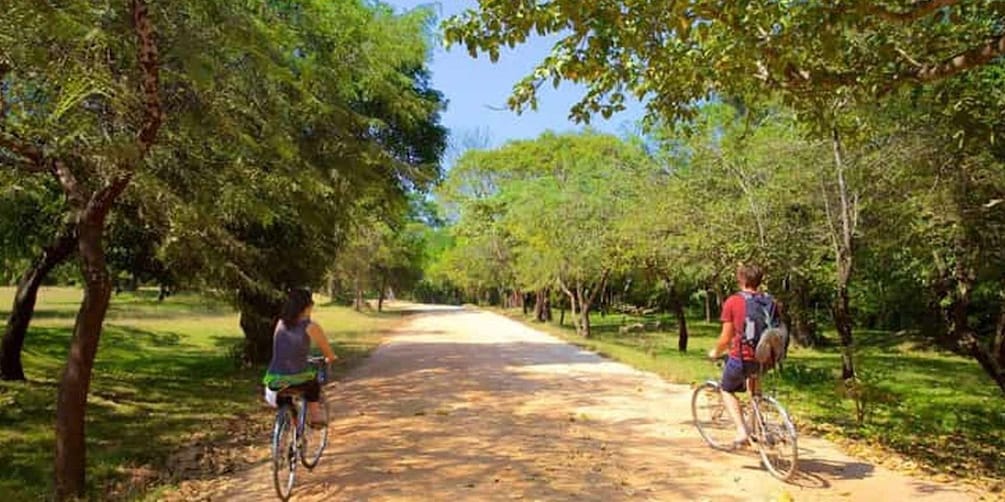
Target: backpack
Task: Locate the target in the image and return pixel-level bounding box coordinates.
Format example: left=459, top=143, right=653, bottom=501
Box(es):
left=740, top=292, right=788, bottom=369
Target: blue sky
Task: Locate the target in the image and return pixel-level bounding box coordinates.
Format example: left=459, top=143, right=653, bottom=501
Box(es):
left=386, top=0, right=646, bottom=151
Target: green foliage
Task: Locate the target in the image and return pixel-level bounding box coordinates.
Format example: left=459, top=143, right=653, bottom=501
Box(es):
left=435, top=130, right=654, bottom=324
left=444, top=1, right=1005, bottom=125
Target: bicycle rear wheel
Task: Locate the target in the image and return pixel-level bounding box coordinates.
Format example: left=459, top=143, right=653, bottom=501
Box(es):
left=300, top=393, right=329, bottom=469
left=754, top=396, right=798, bottom=480
left=272, top=404, right=298, bottom=501
left=691, top=381, right=734, bottom=450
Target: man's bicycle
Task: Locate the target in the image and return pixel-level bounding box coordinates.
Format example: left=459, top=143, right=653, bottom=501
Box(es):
left=272, top=356, right=330, bottom=501
left=691, top=359, right=798, bottom=480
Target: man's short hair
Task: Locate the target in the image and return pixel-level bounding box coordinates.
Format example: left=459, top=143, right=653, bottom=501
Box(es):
left=737, top=263, right=764, bottom=289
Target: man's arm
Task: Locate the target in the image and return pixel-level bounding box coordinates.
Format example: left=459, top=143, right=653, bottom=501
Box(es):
left=710, top=322, right=733, bottom=359
left=307, top=323, right=338, bottom=363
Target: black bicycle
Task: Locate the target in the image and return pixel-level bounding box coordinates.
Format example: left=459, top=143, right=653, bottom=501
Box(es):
left=271, top=356, right=330, bottom=501
left=691, top=358, right=798, bottom=480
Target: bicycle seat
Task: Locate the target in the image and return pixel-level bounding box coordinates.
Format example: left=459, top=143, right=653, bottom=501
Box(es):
left=276, top=387, right=305, bottom=398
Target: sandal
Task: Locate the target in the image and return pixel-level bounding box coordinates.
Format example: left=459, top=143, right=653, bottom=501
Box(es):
left=309, top=420, right=327, bottom=429
left=730, top=438, right=751, bottom=450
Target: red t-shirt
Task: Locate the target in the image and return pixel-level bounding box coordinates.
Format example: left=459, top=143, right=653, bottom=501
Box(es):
left=721, top=293, right=756, bottom=360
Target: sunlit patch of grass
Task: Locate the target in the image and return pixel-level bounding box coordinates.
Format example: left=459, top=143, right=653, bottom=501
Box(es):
left=0, top=287, right=396, bottom=500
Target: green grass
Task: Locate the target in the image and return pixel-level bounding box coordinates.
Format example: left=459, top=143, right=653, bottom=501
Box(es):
left=495, top=308, right=1005, bottom=486
left=0, top=287, right=397, bottom=501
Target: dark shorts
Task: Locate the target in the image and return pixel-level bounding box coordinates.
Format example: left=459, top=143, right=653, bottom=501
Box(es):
left=721, top=357, right=761, bottom=393
left=274, top=379, right=321, bottom=406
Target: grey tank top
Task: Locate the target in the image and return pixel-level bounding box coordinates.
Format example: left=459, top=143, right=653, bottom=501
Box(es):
left=267, top=319, right=312, bottom=375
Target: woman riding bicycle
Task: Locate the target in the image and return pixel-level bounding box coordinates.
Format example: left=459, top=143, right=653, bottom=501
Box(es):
left=263, top=288, right=337, bottom=427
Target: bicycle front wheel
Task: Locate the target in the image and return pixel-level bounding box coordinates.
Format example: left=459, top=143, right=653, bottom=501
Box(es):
left=692, top=381, right=734, bottom=450
left=272, top=404, right=298, bottom=501
left=300, top=394, right=329, bottom=470
left=754, top=396, right=798, bottom=480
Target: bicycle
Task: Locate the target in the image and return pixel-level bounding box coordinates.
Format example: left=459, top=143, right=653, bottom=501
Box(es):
left=271, top=356, right=331, bottom=501
left=691, top=358, right=798, bottom=480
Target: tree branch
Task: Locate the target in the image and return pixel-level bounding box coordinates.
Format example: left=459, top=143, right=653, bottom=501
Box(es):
left=52, top=159, right=87, bottom=209
left=85, top=0, right=163, bottom=222
left=915, top=33, right=1005, bottom=82
left=0, top=132, right=45, bottom=170
left=131, top=0, right=162, bottom=157
left=863, top=0, right=960, bottom=22
left=0, top=59, right=9, bottom=121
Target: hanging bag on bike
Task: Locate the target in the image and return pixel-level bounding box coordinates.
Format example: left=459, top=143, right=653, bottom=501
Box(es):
left=740, top=292, right=787, bottom=370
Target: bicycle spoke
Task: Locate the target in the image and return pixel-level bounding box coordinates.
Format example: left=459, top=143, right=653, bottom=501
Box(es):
left=754, top=397, right=799, bottom=480
left=301, top=395, right=330, bottom=469
left=692, top=382, right=734, bottom=450
left=273, top=406, right=298, bottom=501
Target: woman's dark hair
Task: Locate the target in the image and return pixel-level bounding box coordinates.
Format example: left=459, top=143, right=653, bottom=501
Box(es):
left=280, top=287, right=314, bottom=326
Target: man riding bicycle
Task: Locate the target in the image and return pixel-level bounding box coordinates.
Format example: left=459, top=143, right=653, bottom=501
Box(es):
left=708, top=263, right=780, bottom=449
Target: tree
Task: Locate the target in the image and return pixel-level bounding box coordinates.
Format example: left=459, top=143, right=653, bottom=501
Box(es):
left=445, top=1, right=1005, bottom=124
left=155, top=1, right=446, bottom=363
left=0, top=173, right=75, bottom=381
left=441, top=131, right=652, bottom=336
left=1, top=1, right=163, bottom=496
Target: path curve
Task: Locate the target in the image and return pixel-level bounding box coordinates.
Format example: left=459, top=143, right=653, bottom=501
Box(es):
left=217, top=306, right=975, bottom=501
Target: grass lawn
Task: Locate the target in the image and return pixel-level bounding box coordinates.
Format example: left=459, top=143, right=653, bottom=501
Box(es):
left=495, top=307, right=1005, bottom=488
left=0, top=287, right=398, bottom=501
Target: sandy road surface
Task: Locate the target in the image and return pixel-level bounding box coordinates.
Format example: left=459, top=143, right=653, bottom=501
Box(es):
left=213, top=306, right=975, bottom=501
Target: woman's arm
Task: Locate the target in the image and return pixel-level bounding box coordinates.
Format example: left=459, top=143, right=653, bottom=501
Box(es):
left=306, top=323, right=338, bottom=363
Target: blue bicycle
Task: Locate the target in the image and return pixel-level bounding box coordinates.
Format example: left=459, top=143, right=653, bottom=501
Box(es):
left=272, top=356, right=330, bottom=500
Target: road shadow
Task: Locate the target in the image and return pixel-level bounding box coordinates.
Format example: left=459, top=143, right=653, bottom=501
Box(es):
left=217, top=309, right=972, bottom=502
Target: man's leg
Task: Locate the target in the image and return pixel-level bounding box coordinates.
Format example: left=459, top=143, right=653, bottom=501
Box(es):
left=720, top=358, right=750, bottom=443
left=721, top=390, right=748, bottom=441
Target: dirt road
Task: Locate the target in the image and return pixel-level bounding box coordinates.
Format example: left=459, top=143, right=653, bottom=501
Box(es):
left=213, top=306, right=976, bottom=501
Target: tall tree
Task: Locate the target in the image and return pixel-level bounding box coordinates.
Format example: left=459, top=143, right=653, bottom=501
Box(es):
left=1, top=1, right=163, bottom=497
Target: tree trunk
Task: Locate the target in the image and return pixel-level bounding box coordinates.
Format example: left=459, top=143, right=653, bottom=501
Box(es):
left=238, top=288, right=282, bottom=364
left=786, top=277, right=819, bottom=347
left=576, top=271, right=609, bottom=339
left=52, top=1, right=162, bottom=496
left=1, top=226, right=77, bottom=381
left=353, top=276, right=364, bottom=311
left=704, top=289, right=712, bottom=323
left=378, top=276, right=387, bottom=312
left=599, top=285, right=608, bottom=318
left=826, top=126, right=857, bottom=380
left=959, top=330, right=1005, bottom=395
left=534, top=288, right=553, bottom=322
left=674, top=302, right=689, bottom=352
left=995, top=295, right=1005, bottom=370
left=54, top=219, right=112, bottom=500
left=944, top=259, right=1004, bottom=394
left=567, top=289, right=580, bottom=334
left=834, top=261, right=856, bottom=379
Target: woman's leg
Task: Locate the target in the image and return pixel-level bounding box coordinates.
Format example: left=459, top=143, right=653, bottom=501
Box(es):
left=302, top=380, right=325, bottom=425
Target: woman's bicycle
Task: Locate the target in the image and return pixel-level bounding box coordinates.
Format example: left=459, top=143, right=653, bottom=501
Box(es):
left=691, top=358, right=798, bottom=480
left=272, top=356, right=330, bottom=501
